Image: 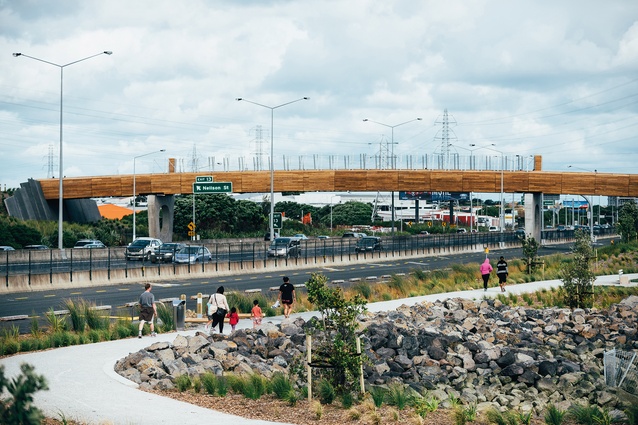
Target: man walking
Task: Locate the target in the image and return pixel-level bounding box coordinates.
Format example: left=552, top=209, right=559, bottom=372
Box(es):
left=138, top=283, right=157, bottom=338
left=278, top=276, right=296, bottom=319
left=496, top=256, right=509, bottom=292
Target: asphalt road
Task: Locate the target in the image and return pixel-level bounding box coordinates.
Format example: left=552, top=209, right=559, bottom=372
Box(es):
left=0, top=240, right=593, bottom=334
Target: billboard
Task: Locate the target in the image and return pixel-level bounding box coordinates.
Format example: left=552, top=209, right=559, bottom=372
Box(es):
left=563, top=200, right=589, bottom=209
left=399, top=191, right=470, bottom=202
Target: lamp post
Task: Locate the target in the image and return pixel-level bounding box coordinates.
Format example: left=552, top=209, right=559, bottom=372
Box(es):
left=237, top=97, right=309, bottom=241
left=133, top=149, right=165, bottom=241
left=567, top=165, right=596, bottom=242
left=363, top=118, right=422, bottom=234
left=13, top=51, right=112, bottom=250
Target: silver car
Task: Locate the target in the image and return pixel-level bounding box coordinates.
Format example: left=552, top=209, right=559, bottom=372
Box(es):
left=174, top=246, right=212, bottom=264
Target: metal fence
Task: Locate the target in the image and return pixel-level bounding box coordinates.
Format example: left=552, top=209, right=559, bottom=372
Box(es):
left=604, top=348, right=638, bottom=396
left=0, top=230, right=589, bottom=288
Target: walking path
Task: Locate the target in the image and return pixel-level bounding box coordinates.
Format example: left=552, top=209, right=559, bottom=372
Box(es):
left=1, top=273, right=636, bottom=425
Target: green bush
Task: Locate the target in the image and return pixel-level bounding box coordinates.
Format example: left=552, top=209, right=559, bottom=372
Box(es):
left=369, top=385, right=386, bottom=408
left=175, top=375, right=192, bottom=392
left=156, top=303, right=173, bottom=331
left=318, top=378, right=336, bottom=405
left=386, top=383, right=410, bottom=410
left=0, top=363, right=48, bottom=425
left=568, top=403, right=603, bottom=425
left=1, top=339, right=20, bottom=356
left=201, top=373, right=218, bottom=395
left=216, top=375, right=228, bottom=396
left=486, top=408, right=518, bottom=425
left=271, top=372, right=293, bottom=400
left=545, top=404, right=566, bottom=425
left=341, top=391, right=354, bottom=409
left=64, top=299, right=86, bottom=332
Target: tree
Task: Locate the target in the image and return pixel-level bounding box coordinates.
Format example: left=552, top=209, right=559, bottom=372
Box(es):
left=560, top=229, right=596, bottom=309
left=305, top=273, right=367, bottom=394
left=616, top=201, right=638, bottom=243
left=0, top=363, right=48, bottom=425
left=521, top=236, right=540, bottom=273
left=323, top=201, right=373, bottom=227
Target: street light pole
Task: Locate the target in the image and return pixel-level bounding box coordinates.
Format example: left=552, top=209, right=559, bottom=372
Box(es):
left=237, top=97, right=309, bottom=241
left=13, top=51, right=112, bottom=250
left=567, top=165, right=596, bottom=242
left=133, top=149, right=165, bottom=241
left=363, top=118, right=422, bottom=235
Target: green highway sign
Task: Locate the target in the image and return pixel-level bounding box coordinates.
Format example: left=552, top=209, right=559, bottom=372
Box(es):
left=196, top=176, right=213, bottom=183
left=272, top=212, right=283, bottom=229
left=193, top=182, right=232, bottom=194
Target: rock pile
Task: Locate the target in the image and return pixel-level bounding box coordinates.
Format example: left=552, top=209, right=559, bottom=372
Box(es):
left=115, top=296, right=638, bottom=411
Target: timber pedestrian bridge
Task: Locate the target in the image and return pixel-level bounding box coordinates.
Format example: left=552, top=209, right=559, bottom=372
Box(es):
left=5, top=155, right=638, bottom=241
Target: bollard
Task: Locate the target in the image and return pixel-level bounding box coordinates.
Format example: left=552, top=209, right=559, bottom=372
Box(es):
left=196, top=292, right=203, bottom=318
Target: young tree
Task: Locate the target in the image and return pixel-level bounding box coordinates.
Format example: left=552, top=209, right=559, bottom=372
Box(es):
left=305, top=273, right=367, bottom=394
left=0, top=363, right=48, bottom=425
left=560, top=229, right=596, bottom=308
left=616, top=201, right=638, bottom=243
left=521, top=236, right=540, bottom=273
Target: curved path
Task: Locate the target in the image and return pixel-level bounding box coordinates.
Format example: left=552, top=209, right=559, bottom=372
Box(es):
left=1, top=274, right=635, bottom=425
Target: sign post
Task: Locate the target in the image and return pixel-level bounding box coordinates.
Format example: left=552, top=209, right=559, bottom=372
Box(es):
left=272, top=212, right=283, bottom=229
left=192, top=182, right=233, bottom=194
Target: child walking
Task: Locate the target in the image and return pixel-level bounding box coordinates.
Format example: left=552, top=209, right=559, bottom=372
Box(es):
left=251, top=300, right=262, bottom=328
left=227, top=307, right=239, bottom=332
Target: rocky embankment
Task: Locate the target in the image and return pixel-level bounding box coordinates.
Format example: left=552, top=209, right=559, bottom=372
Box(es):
left=116, top=296, right=638, bottom=411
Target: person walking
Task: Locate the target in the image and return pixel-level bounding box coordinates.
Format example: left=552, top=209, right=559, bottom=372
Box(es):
left=278, top=276, right=296, bottom=319
left=251, top=300, right=262, bottom=328
left=207, top=286, right=229, bottom=334
left=480, top=258, right=493, bottom=291
left=138, top=283, right=157, bottom=338
left=496, top=256, right=509, bottom=292
left=227, top=307, right=239, bottom=332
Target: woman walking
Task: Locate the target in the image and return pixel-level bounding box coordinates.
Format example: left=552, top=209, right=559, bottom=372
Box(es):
left=480, top=258, right=493, bottom=291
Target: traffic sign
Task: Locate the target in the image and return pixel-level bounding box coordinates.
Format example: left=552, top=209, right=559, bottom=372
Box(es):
left=272, top=212, right=283, bottom=229
left=192, top=182, right=232, bottom=194
left=188, top=231, right=196, bottom=237
left=187, top=222, right=196, bottom=231
left=196, top=176, right=213, bottom=183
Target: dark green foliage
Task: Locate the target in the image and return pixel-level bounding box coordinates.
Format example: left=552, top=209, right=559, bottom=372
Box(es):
left=318, top=379, right=336, bottom=405
left=216, top=375, right=228, bottom=396
left=521, top=236, right=540, bottom=273
left=369, top=386, right=386, bottom=408
left=625, top=405, right=638, bottom=425
left=174, top=374, right=192, bottom=392
left=568, top=403, right=603, bottom=425
left=486, top=408, right=519, bottom=425
left=386, top=383, right=410, bottom=410
left=156, top=302, right=173, bottom=331
left=617, top=201, right=638, bottom=242
left=201, top=373, right=218, bottom=395
left=0, top=363, right=48, bottom=425
left=352, top=281, right=372, bottom=299
left=341, top=391, right=354, bottom=409
left=64, top=299, right=87, bottom=332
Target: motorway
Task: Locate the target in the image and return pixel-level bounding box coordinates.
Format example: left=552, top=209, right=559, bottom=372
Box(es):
left=0, top=241, right=589, bottom=333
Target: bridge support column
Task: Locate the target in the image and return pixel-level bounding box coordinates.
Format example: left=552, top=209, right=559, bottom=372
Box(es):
left=524, top=193, right=542, bottom=242
left=147, top=195, right=174, bottom=242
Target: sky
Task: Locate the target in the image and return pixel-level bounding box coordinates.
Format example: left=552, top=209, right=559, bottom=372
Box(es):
left=1, top=0, right=637, bottom=196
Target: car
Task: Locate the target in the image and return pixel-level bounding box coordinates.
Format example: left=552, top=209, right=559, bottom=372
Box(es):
left=488, top=226, right=499, bottom=232
left=267, top=237, right=301, bottom=258
left=0, top=246, right=15, bottom=251
left=125, top=237, right=162, bottom=261
left=74, top=239, right=105, bottom=248
left=174, top=246, right=213, bottom=264
left=355, top=236, right=382, bottom=253
left=24, top=245, right=49, bottom=250
left=80, top=242, right=106, bottom=249
left=150, top=243, right=186, bottom=263
left=456, top=228, right=467, bottom=233
left=293, top=234, right=308, bottom=240
left=515, top=228, right=526, bottom=238
left=419, top=231, right=430, bottom=235
left=263, top=232, right=280, bottom=241
left=342, top=232, right=363, bottom=238
left=317, top=235, right=330, bottom=239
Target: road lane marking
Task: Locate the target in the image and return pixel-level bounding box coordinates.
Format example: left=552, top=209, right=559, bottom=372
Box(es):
left=96, top=290, right=107, bottom=293
left=44, top=295, right=56, bottom=298
left=15, top=297, right=27, bottom=300
left=118, top=288, right=130, bottom=291
left=70, top=292, right=82, bottom=295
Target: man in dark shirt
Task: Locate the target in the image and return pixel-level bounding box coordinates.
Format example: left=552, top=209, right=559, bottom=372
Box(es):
left=278, top=276, right=296, bottom=319
left=138, top=283, right=157, bottom=338
left=496, top=256, right=508, bottom=292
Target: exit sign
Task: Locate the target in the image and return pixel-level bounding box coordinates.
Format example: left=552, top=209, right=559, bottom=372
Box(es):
left=196, top=176, right=213, bottom=183
left=192, top=182, right=232, bottom=194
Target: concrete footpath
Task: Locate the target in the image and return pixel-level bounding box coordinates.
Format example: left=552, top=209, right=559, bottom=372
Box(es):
left=1, top=273, right=636, bottom=425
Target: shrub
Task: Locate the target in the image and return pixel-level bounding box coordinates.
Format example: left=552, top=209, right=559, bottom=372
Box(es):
left=341, top=391, right=354, bottom=409
left=285, top=389, right=298, bottom=406
left=174, top=375, right=192, bottom=392
left=386, top=383, right=410, bottom=410
left=486, top=408, right=518, bottom=425
left=201, top=373, right=217, bottom=395
left=64, top=299, right=86, bottom=332
left=369, top=386, right=386, bottom=408
left=243, top=374, right=266, bottom=400
left=318, top=378, right=336, bottom=405
left=271, top=372, right=293, bottom=400
left=156, top=303, right=173, bottom=331
left=545, top=404, right=566, bottom=425
left=45, top=309, right=67, bottom=333
left=192, top=377, right=202, bottom=393
left=568, top=403, right=603, bottom=425
left=353, top=282, right=372, bottom=299
left=216, top=376, right=228, bottom=396
left=0, top=363, right=48, bottom=425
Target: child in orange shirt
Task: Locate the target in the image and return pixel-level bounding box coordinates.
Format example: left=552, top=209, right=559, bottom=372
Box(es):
left=227, top=307, right=239, bottom=332
left=251, top=300, right=262, bottom=328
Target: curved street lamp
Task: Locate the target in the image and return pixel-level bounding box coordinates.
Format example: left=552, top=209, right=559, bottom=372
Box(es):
left=13, top=51, right=113, bottom=250
left=236, top=97, right=309, bottom=241
left=133, top=149, right=166, bottom=241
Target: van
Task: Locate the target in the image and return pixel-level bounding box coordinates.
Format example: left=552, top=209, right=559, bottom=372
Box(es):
left=267, top=237, right=301, bottom=258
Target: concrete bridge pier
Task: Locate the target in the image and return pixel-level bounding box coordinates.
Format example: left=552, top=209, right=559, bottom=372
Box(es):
left=148, top=195, right=174, bottom=242
left=524, top=193, right=542, bottom=242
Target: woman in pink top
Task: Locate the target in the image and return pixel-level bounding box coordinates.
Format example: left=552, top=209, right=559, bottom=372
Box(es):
left=480, top=258, right=493, bottom=291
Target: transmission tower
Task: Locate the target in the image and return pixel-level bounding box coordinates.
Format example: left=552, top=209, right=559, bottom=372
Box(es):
left=189, top=144, right=200, bottom=172
left=252, top=125, right=265, bottom=171
left=434, top=109, right=458, bottom=170
left=45, top=144, right=56, bottom=178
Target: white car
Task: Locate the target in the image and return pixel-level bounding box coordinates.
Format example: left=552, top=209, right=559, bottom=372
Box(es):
left=125, top=237, right=162, bottom=260
left=488, top=226, right=499, bottom=232
left=0, top=246, right=15, bottom=251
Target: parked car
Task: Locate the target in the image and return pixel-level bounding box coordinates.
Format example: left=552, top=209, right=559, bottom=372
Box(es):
left=293, top=233, right=308, bottom=240
left=355, top=236, right=382, bottom=253
left=125, top=237, right=162, bottom=261
left=150, top=243, right=186, bottom=263
left=267, top=237, right=301, bottom=258
left=24, top=245, right=49, bottom=250
left=0, top=246, right=15, bottom=251
left=74, top=239, right=105, bottom=248
left=174, top=246, right=212, bottom=264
